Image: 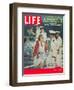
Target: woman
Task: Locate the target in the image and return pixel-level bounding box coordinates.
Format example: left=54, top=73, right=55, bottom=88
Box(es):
left=33, top=35, right=48, bottom=68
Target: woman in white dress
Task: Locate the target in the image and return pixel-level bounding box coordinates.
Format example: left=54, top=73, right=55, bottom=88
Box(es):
left=33, top=35, right=48, bottom=68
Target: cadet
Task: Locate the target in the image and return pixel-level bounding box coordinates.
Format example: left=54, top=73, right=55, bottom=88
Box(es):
left=47, top=30, right=57, bottom=68
left=55, top=31, right=63, bottom=67
left=40, top=26, right=47, bottom=42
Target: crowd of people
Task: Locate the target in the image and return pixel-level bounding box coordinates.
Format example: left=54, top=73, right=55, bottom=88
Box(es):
left=24, top=26, right=63, bottom=68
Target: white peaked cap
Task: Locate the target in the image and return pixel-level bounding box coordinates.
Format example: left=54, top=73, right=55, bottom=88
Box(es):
left=55, top=31, right=60, bottom=33
left=40, top=26, right=44, bottom=28
left=49, top=30, right=56, bottom=34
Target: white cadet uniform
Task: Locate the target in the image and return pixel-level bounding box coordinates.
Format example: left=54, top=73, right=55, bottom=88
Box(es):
left=49, top=37, right=57, bottom=67
left=46, top=30, right=56, bottom=68
left=56, top=36, right=63, bottom=67
left=48, top=36, right=62, bottom=67
left=36, top=27, right=40, bottom=40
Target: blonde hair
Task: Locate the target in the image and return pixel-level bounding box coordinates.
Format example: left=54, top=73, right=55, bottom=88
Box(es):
left=38, top=35, right=43, bottom=41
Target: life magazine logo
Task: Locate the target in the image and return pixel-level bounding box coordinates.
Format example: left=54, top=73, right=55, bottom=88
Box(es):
left=24, top=16, right=42, bottom=25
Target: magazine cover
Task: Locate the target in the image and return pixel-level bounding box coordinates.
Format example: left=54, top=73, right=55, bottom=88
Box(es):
left=22, top=13, right=63, bottom=75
